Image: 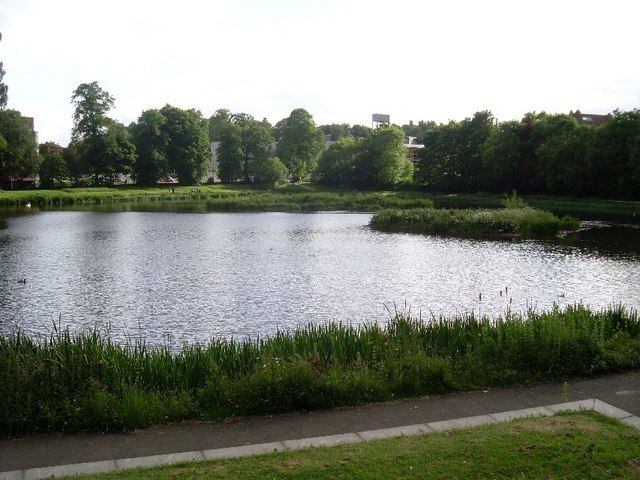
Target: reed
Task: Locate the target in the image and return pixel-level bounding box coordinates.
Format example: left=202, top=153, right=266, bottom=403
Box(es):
left=1, top=305, right=638, bottom=435
left=369, top=207, right=580, bottom=237
left=0, top=186, right=434, bottom=212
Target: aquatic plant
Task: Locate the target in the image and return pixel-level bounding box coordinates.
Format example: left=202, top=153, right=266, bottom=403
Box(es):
left=1, top=304, right=638, bottom=435
left=369, top=207, right=580, bottom=237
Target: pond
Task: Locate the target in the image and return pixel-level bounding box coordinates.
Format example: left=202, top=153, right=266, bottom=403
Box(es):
left=1, top=210, right=639, bottom=348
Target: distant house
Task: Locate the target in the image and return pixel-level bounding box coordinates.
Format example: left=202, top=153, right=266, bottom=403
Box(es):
left=404, top=136, right=424, bottom=167
left=569, top=110, right=610, bottom=127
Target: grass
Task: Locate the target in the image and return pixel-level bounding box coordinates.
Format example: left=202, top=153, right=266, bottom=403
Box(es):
left=70, top=412, right=640, bottom=479
left=430, top=192, right=640, bottom=218
left=0, top=185, right=434, bottom=212
left=2, top=184, right=639, bottom=218
left=1, top=304, right=640, bottom=435
left=369, top=206, right=580, bottom=238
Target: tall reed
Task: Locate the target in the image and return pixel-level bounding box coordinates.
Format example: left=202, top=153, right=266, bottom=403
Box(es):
left=1, top=305, right=638, bottom=435
left=369, top=207, right=580, bottom=237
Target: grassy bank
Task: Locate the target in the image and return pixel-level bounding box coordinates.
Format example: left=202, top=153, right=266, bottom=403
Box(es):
left=369, top=206, right=580, bottom=238
left=430, top=192, right=640, bottom=218
left=1, top=305, right=639, bottom=435
left=70, top=412, right=640, bottom=480
left=0, top=185, right=433, bottom=212
left=3, top=185, right=638, bottom=217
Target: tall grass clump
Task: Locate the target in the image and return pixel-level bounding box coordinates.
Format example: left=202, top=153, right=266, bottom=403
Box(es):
left=1, top=305, right=638, bottom=435
left=370, top=206, right=579, bottom=238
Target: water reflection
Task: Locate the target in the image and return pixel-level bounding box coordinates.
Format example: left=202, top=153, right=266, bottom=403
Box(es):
left=0, top=211, right=638, bottom=350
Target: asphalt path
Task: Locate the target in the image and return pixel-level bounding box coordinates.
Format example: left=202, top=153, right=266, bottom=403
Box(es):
left=1, top=370, right=638, bottom=473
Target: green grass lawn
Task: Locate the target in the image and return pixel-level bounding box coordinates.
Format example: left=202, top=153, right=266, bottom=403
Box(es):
left=72, top=412, right=640, bottom=479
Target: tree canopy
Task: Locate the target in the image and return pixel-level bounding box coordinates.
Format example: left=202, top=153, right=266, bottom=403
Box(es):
left=0, top=109, right=39, bottom=188
left=159, top=105, right=210, bottom=185
left=130, top=109, right=169, bottom=186
left=275, top=108, right=324, bottom=181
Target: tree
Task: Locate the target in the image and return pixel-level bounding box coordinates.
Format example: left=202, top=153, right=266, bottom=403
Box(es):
left=71, top=81, right=115, bottom=141
left=130, top=109, right=169, bottom=186
left=315, top=135, right=365, bottom=186
left=588, top=109, right=640, bottom=199
left=0, top=109, right=39, bottom=189
left=416, top=111, right=495, bottom=192
left=0, top=60, right=7, bottom=110
left=70, top=81, right=119, bottom=184
left=159, top=105, right=210, bottom=185
left=415, top=120, right=462, bottom=191
left=361, top=125, right=413, bottom=188
left=319, top=123, right=349, bottom=141
left=63, top=140, right=86, bottom=186
left=216, top=113, right=275, bottom=183
left=38, top=141, right=67, bottom=188
left=252, top=156, right=288, bottom=187
left=216, top=121, right=244, bottom=182
left=401, top=120, right=436, bottom=143
left=98, top=121, right=136, bottom=184
left=208, top=108, right=232, bottom=142
left=275, top=108, right=324, bottom=181
left=478, top=120, right=523, bottom=192
left=349, top=124, right=373, bottom=138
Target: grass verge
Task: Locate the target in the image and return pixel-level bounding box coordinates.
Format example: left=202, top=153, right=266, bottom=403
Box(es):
left=71, top=412, right=640, bottom=480
left=1, top=305, right=639, bottom=435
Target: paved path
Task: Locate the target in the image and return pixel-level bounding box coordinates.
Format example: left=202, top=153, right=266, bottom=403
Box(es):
left=1, top=371, right=638, bottom=479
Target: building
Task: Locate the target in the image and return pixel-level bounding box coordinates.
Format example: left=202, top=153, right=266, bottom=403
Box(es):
left=569, top=110, right=610, bottom=127
left=404, top=136, right=424, bottom=167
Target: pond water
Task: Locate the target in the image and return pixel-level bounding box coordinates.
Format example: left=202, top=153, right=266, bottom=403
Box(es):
left=1, top=210, right=639, bottom=348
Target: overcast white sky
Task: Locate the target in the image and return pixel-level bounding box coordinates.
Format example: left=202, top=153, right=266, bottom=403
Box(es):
left=1, top=0, right=639, bottom=146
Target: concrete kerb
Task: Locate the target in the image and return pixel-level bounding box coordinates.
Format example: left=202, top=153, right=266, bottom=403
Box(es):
left=2, top=398, right=639, bottom=480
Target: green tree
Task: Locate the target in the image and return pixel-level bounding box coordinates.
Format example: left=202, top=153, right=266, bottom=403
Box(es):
left=415, top=120, right=461, bottom=191
left=416, top=111, right=495, bottom=192
left=0, top=109, right=39, bottom=189
left=401, top=120, right=436, bottom=143
left=71, top=81, right=114, bottom=141
left=63, top=140, right=86, bottom=186
left=216, top=114, right=275, bottom=183
left=38, top=141, right=67, bottom=188
left=216, top=121, right=244, bottom=183
left=208, top=108, right=232, bottom=142
left=0, top=60, right=7, bottom=111
left=159, top=105, right=210, bottom=185
left=533, top=114, right=594, bottom=195
left=252, top=156, right=288, bottom=187
left=478, top=120, right=522, bottom=192
left=275, top=108, right=324, bottom=181
left=589, top=109, right=640, bottom=199
left=130, top=109, right=169, bottom=186
left=319, top=123, right=349, bottom=141
left=1, top=37, right=9, bottom=149
left=98, top=121, right=136, bottom=185
left=70, top=81, right=118, bottom=184
left=361, top=125, right=413, bottom=188
left=315, top=135, right=365, bottom=186
left=349, top=124, right=373, bottom=138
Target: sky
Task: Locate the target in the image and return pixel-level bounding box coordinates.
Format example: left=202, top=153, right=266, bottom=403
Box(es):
left=1, top=0, right=639, bottom=146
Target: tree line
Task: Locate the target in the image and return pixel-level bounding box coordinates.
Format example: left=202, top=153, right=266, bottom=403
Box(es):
left=1, top=74, right=639, bottom=198
left=413, top=110, right=640, bottom=200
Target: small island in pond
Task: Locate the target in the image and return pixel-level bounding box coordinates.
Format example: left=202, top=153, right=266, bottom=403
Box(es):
left=369, top=206, right=580, bottom=238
